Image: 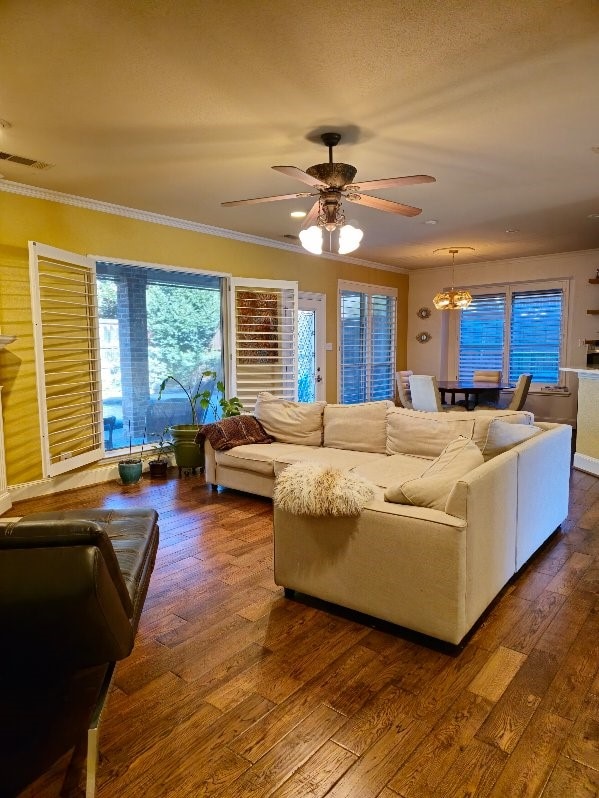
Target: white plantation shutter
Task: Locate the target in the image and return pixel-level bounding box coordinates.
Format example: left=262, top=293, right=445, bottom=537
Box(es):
left=455, top=280, right=568, bottom=386
left=458, top=293, right=506, bottom=381
left=338, top=280, right=397, bottom=403
left=29, top=242, right=104, bottom=477
left=509, top=288, right=564, bottom=383
left=228, top=278, right=298, bottom=411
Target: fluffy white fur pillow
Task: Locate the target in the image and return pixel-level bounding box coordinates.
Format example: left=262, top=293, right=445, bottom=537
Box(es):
left=385, top=436, right=483, bottom=511
left=274, top=463, right=376, bottom=517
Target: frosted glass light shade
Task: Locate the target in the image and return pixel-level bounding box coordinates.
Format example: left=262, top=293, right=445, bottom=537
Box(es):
left=338, top=224, right=364, bottom=255
left=299, top=225, right=323, bottom=255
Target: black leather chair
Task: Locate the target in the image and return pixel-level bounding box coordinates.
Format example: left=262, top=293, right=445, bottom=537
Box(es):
left=0, top=508, right=159, bottom=798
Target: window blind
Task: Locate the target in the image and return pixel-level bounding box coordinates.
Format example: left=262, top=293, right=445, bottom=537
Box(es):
left=339, top=282, right=397, bottom=403
left=458, top=293, right=505, bottom=381
left=229, top=278, right=298, bottom=411
left=509, top=289, right=563, bottom=383
left=29, top=242, right=104, bottom=477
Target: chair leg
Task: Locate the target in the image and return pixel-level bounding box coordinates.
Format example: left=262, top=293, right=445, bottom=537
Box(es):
left=85, top=663, right=115, bottom=798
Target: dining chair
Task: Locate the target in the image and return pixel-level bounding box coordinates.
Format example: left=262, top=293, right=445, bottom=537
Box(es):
left=462, top=369, right=502, bottom=408
left=409, top=375, right=467, bottom=413
left=477, top=372, right=532, bottom=410
left=395, top=370, right=413, bottom=409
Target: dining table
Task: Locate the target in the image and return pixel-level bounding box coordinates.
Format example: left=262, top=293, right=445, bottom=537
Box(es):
left=437, top=379, right=512, bottom=409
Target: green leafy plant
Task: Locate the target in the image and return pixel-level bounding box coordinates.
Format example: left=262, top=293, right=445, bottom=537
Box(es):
left=157, top=370, right=215, bottom=426
left=158, top=370, right=242, bottom=425
left=148, top=427, right=173, bottom=463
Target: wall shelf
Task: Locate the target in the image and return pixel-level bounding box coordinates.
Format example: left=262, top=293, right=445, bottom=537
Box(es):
left=587, top=310, right=599, bottom=315
left=589, top=278, right=599, bottom=285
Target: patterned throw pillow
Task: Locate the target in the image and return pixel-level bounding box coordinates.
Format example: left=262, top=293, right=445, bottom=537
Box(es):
left=196, top=416, right=274, bottom=451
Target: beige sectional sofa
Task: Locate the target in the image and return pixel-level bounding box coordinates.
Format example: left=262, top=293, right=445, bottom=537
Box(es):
left=204, top=395, right=571, bottom=644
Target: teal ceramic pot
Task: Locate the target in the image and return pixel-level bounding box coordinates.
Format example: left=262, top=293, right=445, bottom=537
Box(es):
left=118, top=460, right=143, bottom=485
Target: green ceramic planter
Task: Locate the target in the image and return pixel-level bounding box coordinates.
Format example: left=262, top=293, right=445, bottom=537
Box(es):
left=170, top=425, right=204, bottom=473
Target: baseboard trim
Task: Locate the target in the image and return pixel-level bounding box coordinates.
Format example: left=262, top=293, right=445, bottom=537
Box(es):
left=8, top=461, right=143, bottom=502
left=573, top=452, right=599, bottom=477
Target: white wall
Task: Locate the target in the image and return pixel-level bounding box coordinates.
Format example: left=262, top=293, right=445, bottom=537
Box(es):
left=407, top=248, right=599, bottom=425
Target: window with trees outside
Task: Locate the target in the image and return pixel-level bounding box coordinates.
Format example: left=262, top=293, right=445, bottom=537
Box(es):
left=457, top=280, right=568, bottom=386
left=96, top=262, right=223, bottom=451
left=338, top=280, right=397, bottom=403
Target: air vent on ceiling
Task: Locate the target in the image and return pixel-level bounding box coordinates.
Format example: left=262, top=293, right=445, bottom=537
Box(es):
left=0, top=151, right=53, bottom=170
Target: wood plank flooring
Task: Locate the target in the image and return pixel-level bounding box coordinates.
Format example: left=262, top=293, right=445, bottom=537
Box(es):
left=7, top=466, right=599, bottom=798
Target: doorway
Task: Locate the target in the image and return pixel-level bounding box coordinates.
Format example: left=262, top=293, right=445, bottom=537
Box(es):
left=298, top=292, right=326, bottom=402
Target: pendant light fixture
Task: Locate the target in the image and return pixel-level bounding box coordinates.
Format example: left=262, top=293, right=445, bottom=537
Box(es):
left=433, top=247, right=474, bottom=310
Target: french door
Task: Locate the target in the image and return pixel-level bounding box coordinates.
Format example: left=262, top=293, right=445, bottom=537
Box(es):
left=298, top=292, right=326, bottom=402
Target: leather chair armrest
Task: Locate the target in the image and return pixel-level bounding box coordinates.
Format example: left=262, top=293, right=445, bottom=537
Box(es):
left=0, top=517, right=133, bottom=617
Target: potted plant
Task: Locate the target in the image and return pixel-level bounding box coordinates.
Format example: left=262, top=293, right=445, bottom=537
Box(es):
left=147, top=427, right=172, bottom=478
left=118, top=421, right=144, bottom=485
left=158, top=370, right=242, bottom=474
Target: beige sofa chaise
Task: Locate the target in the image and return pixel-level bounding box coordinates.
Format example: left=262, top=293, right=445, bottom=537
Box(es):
left=204, top=396, right=571, bottom=644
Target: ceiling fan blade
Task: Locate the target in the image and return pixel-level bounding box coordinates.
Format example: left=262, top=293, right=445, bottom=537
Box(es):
left=272, top=165, right=329, bottom=188
left=347, top=193, right=422, bottom=217
left=222, top=191, right=314, bottom=207
left=302, top=200, right=321, bottom=228
left=345, top=175, right=436, bottom=191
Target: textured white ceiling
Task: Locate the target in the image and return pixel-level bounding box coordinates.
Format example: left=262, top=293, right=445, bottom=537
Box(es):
left=1, top=0, right=598, bottom=269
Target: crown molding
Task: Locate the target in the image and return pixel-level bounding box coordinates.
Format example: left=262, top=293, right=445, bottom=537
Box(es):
left=0, top=179, right=408, bottom=274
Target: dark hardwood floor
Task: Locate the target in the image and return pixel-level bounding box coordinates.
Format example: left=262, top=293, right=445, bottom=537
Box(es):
left=7, top=466, right=599, bottom=798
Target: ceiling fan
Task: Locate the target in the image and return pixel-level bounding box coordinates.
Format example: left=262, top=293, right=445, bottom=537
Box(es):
left=222, top=132, right=436, bottom=254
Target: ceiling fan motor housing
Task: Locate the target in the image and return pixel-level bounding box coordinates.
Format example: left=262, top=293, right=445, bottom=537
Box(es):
left=306, top=162, right=357, bottom=188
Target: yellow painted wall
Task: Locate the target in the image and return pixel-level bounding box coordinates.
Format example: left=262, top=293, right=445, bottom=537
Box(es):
left=0, top=190, right=408, bottom=486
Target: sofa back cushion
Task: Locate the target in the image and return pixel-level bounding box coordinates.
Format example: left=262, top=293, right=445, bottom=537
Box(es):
left=386, top=408, right=476, bottom=458
left=385, top=436, right=484, bottom=511
left=324, top=400, right=394, bottom=453
left=254, top=393, right=325, bottom=446
left=386, top=407, right=534, bottom=458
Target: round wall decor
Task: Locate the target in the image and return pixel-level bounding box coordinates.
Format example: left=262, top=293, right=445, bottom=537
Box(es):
left=417, top=306, right=431, bottom=319
left=416, top=331, right=432, bottom=343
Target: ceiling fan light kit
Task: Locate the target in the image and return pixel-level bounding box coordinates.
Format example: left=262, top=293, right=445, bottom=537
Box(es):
left=433, top=247, right=474, bottom=310
left=222, top=132, right=435, bottom=256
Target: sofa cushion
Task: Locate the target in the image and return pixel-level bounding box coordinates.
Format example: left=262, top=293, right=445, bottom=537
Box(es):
left=483, top=419, right=542, bottom=460
left=470, top=409, right=534, bottom=455
left=386, top=407, right=533, bottom=458
left=386, top=408, right=476, bottom=457
left=254, top=393, right=325, bottom=446
left=323, top=400, right=394, bottom=453
left=215, top=442, right=318, bottom=475
left=352, top=453, right=433, bottom=488
left=198, top=415, right=274, bottom=451
left=385, top=436, right=484, bottom=511
left=272, top=447, right=386, bottom=476
left=274, top=463, right=376, bottom=517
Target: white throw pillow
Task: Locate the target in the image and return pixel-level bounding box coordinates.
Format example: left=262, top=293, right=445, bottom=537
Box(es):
left=274, top=462, right=376, bottom=516
left=470, top=410, right=534, bottom=454
left=386, top=408, right=476, bottom=458
left=254, top=392, right=325, bottom=446
left=483, top=419, right=542, bottom=460
left=385, top=436, right=484, bottom=511
left=324, top=400, right=394, bottom=453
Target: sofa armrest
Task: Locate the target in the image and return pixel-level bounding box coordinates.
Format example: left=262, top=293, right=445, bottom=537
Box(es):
left=446, top=449, right=518, bottom=630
